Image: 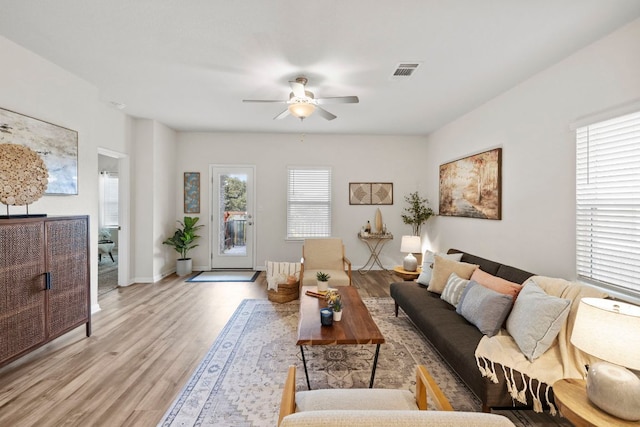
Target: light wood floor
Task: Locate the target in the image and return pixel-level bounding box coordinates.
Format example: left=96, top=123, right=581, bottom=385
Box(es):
left=0, top=269, right=402, bottom=426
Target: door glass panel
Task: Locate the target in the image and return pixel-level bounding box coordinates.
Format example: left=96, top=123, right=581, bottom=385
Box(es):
left=218, top=173, right=247, bottom=256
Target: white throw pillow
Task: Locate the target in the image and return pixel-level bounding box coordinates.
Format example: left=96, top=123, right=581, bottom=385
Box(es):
left=416, top=251, right=462, bottom=287
left=506, top=279, right=571, bottom=361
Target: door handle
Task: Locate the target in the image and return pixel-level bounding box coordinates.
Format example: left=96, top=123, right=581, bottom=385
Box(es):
left=45, top=272, right=52, bottom=290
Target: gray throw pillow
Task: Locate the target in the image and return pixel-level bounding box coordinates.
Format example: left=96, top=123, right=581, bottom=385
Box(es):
left=506, top=280, right=571, bottom=362
left=456, top=281, right=514, bottom=337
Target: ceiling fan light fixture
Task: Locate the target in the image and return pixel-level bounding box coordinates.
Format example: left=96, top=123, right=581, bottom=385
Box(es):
left=288, top=102, right=316, bottom=120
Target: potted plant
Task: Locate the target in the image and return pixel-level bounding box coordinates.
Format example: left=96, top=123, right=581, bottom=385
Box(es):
left=325, top=290, right=343, bottom=321
left=163, top=216, right=204, bottom=276
left=316, top=271, right=330, bottom=292
left=401, top=191, right=434, bottom=236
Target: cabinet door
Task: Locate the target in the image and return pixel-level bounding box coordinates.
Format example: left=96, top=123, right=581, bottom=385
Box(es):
left=45, top=218, right=89, bottom=338
left=0, top=221, right=46, bottom=362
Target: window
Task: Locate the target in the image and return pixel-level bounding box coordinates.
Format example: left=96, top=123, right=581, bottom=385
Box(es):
left=576, top=110, right=640, bottom=295
left=287, top=166, right=331, bottom=239
left=99, top=172, right=119, bottom=228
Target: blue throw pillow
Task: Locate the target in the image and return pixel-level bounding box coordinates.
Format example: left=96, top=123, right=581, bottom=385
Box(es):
left=456, top=281, right=514, bottom=337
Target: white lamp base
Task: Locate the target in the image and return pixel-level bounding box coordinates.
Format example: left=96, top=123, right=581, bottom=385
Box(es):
left=403, top=253, right=418, bottom=272
left=586, top=362, right=640, bottom=421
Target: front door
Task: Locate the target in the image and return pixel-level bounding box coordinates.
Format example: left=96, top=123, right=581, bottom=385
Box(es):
left=210, top=165, right=255, bottom=269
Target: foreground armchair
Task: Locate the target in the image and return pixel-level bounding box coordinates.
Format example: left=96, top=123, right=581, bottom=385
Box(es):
left=300, top=238, right=352, bottom=287
left=278, top=365, right=515, bottom=427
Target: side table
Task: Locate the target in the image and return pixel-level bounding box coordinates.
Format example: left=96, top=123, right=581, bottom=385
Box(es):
left=553, top=378, right=640, bottom=427
left=393, top=266, right=422, bottom=281
left=357, top=232, right=393, bottom=273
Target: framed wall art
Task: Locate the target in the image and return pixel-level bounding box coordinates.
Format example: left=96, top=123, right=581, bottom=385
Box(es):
left=349, top=182, right=393, bottom=205
left=0, top=107, right=78, bottom=195
left=184, top=172, right=200, bottom=213
left=439, top=148, right=502, bottom=220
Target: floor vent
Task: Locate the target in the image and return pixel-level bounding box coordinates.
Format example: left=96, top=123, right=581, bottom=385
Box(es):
left=391, top=63, right=421, bottom=79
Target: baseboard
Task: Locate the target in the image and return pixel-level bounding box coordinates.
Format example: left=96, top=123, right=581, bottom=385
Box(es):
left=91, top=303, right=102, bottom=314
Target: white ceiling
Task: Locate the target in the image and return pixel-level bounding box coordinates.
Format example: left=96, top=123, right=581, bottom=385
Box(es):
left=1, top=1, right=640, bottom=135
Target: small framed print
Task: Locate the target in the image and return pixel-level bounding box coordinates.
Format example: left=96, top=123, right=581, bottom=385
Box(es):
left=184, top=172, right=200, bottom=213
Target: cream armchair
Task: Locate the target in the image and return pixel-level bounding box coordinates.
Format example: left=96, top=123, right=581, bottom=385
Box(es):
left=278, top=365, right=515, bottom=427
left=300, top=238, right=352, bottom=287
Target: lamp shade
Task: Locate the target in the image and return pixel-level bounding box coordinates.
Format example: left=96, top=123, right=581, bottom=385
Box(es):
left=571, top=298, right=640, bottom=370
left=288, top=102, right=315, bottom=119
left=400, top=236, right=421, bottom=254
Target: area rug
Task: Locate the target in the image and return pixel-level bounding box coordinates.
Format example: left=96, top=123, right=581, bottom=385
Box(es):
left=186, top=270, right=260, bottom=282
left=98, top=253, right=118, bottom=295
left=158, top=298, right=570, bottom=427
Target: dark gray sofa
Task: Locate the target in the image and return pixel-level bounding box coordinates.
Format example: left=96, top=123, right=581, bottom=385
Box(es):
left=390, top=249, right=539, bottom=412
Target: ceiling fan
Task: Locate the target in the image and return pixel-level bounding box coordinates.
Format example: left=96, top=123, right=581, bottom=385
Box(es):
left=242, top=77, right=359, bottom=121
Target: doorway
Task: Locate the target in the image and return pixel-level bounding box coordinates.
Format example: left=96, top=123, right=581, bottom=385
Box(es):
left=210, top=165, right=255, bottom=269
left=97, top=148, right=129, bottom=295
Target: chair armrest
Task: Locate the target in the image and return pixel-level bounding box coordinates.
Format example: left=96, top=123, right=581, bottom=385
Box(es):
left=299, top=258, right=305, bottom=288
left=416, top=365, right=453, bottom=411
left=278, top=365, right=297, bottom=426
left=342, top=256, right=352, bottom=285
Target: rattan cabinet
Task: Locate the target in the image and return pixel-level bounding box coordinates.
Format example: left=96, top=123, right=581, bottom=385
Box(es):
left=0, top=215, right=91, bottom=368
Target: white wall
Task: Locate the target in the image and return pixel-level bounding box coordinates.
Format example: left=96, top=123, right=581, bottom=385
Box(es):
left=423, top=18, right=640, bottom=280
left=0, top=35, right=131, bottom=310
left=132, top=119, right=177, bottom=282
left=176, top=132, right=430, bottom=271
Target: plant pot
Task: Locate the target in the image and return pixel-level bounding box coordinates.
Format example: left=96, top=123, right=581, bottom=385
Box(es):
left=176, top=258, right=192, bottom=276
left=317, top=280, right=329, bottom=292
left=333, top=310, right=342, bottom=321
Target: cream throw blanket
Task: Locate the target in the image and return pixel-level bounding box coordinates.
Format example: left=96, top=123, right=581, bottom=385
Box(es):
left=266, top=261, right=301, bottom=291
left=474, top=276, right=607, bottom=413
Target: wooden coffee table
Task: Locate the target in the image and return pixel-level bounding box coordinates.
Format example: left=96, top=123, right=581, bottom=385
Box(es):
left=297, top=286, right=385, bottom=389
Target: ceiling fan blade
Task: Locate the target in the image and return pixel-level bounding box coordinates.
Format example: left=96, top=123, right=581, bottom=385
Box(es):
left=289, top=81, right=307, bottom=98
left=274, top=109, right=290, bottom=120
left=315, top=96, right=359, bottom=105
left=316, top=106, right=337, bottom=121
left=243, top=99, right=287, bottom=103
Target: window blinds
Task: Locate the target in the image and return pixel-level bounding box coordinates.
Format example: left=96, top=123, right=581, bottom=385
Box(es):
left=100, top=172, right=119, bottom=228
left=287, top=167, right=331, bottom=239
left=576, top=110, right=640, bottom=293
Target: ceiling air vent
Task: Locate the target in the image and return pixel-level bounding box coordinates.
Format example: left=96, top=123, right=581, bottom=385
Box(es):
left=391, top=63, right=421, bottom=79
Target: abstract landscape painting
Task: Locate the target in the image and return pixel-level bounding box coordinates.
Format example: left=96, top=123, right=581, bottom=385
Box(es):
left=439, top=148, right=502, bottom=220
left=0, top=107, right=78, bottom=195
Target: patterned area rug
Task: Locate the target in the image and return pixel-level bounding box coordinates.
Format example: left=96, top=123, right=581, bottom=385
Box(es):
left=98, top=253, right=118, bottom=295
left=158, top=298, right=570, bottom=426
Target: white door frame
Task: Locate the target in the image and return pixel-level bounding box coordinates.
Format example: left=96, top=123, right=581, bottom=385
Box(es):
left=97, top=148, right=130, bottom=288
left=209, top=164, right=256, bottom=269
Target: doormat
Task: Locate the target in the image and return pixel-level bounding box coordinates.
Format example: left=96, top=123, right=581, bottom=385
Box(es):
left=186, top=270, right=260, bottom=283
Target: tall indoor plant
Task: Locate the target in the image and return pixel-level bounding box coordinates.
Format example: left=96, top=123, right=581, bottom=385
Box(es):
left=401, top=191, right=434, bottom=236
left=163, top=216, right=204, bottom=276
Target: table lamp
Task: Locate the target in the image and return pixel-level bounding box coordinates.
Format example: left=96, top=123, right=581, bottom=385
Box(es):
left=400, top=236, right=421, bottom=272
left=570, top=297, right=640, bottom=421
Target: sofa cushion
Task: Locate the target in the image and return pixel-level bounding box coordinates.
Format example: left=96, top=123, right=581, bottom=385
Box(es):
left=471, top=269, right=522, bottom=299
left=495, top=264, right=535, bottom=284
left=506, top=280, right=571, bottom=361
left=416, top=250, right=462, bottom=287
left=281, top=410, right=516, bottom=427
left=440, top=272, right=469, bottom=307
left=427, top=256, right=478, bottom=294
left=456, top=281, right=513, bottom=337
left=295, top=389, right=417, bottom=412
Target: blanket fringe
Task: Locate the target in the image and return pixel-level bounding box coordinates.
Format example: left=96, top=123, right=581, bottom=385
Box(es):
left=531, top=378, right=542, bottom=413
left=516, top=371, right=528, bottom=404
left=475, top=356, right=499, bottom=383
left=545, top=384, right=558, bottom=416
left=476, top=352, right=559, bottom=415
